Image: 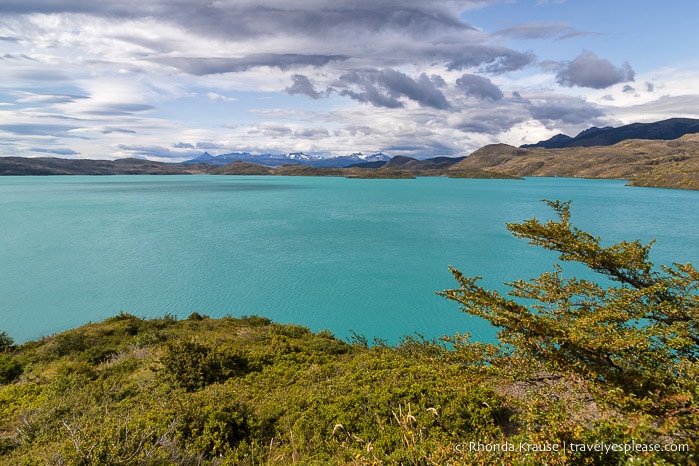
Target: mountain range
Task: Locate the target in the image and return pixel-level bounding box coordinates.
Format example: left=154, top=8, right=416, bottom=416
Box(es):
left=521, top=117, right=699, bottom=148
left=184, top=151, right=391, bottom=168
left=2, top=117, right=699, bottom=189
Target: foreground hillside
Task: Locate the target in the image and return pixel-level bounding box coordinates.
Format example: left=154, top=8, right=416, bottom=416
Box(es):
left=0, top=312, right=693, bottom=465
left=454, top=133, right=699, bottom=190
left=2, top=203, right=696, bottom=465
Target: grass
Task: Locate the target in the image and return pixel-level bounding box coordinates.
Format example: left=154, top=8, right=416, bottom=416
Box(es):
left=1, top=312, right=694, bottom=465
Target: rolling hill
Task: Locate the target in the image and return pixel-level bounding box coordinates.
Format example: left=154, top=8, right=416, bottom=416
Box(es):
left=453, top=133, right=699, bottom=190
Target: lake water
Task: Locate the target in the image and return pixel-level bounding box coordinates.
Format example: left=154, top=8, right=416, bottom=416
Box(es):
left=1, top=175, right=697, bottom=344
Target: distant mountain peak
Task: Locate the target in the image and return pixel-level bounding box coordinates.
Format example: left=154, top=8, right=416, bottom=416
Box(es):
left=521, top=118, right=699, bottom=149
left=184, top=151, right=391, bottom=168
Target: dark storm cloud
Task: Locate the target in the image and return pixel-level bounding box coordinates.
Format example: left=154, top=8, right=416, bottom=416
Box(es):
left=335, top=69, right=450, bottom=109
left=556, top=51, right=635, bottom=89
left=455, top=74, right=503, bottom=101
left=286, top=74, right=323, bottom=99
left=157, top=54, right=349, bottom=76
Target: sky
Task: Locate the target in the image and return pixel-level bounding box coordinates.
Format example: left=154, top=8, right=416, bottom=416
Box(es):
left=1, top=0, right=699, bottom=161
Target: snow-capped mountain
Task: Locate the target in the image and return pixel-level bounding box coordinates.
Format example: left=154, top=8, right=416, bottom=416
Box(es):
left=184, top=151, right=391, bottom=168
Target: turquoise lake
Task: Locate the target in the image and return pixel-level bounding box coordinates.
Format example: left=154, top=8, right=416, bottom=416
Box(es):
left=1, top=175, right=698, bottom=344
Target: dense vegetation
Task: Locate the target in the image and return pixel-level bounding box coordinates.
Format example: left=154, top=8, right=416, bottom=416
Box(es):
left=1, top=202, right=696, bottom=465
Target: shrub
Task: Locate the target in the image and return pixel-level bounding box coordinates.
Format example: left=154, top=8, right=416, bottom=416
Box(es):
left=159, top=339, right=250, bottom=391
left=0, top=354, right=22, bottom=384
left=0, top=331, right=13, bottom=353
left=239, top=315, right=271, bottom=327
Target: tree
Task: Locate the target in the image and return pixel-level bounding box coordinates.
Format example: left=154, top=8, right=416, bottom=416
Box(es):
left=0, top=331, right=13, bottom=353
left=439, top=200, right=698, bottom=420
left=0, top=331, right=21, bottom=384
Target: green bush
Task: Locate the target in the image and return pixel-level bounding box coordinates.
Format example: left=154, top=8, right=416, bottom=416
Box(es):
left=0, top=331, right=13, bottom=353
left=239, top=314, right=272, bottom=327
left=159, top=340, right=251, bottom=391
left=0, top=354, right=22, bottom=384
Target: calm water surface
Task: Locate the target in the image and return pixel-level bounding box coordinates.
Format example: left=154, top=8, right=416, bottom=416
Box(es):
left=1, top=175, right=697, bottom=344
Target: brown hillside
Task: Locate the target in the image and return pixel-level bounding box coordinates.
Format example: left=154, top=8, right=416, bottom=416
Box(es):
left=453, top=134, right=699, bottom=190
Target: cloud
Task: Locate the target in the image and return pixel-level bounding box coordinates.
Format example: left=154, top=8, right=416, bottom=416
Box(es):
left=344, top=125, right=374, bottom=136
left=157, top=54, right=350, bottom=76
left=556, top=51, right=635, bottom=89
left=14, top=91, right=89, bottom=104
left=102, top=127, right=136, bottom=134
left=195, top=142, right=224, bottom=150
left=1, top=53, right=33, bottom=60
left=456, top=74, right=503, bottom=101
left=448, top=103, right=530, bottom=134
left=81, top=103, right=155, bottom=116
left=248, top=123, right=294, bottom=138
left=0, top=123, right=80, bottom=137
left=335, top=69, right=450, bottom=109
left=29, top=147, right=80, bottom=156
left=115, top=144, right=198, bottom=160
left=286, top=74, right=323, bottom=99
left=294, top=127, right=330, bottom=139
left=447, top=46, right=536, bottom=73
left=497, top=22, right=588, bottom=41
left=525, top=95, right=606, bottom=127
left=206, top=92, right=236, bottom=102
left=613, top=94, right=699, bottom=119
